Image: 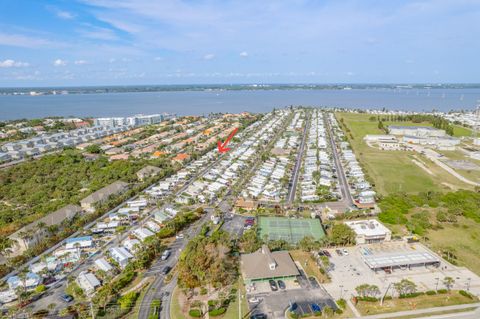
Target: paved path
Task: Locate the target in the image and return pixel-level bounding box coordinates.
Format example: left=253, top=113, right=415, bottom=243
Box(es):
left=286, top=112, right=309, bottom=204
left=324, top=114, right=354, bottom=210
left=349, top=302, right=480, bottom=319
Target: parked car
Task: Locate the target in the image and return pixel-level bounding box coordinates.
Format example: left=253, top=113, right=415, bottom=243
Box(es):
left=59, top=294, right=74, bottom=303
left=335, top=249, right=343, bottom=256
left=323, top=250, right=331, bottom=257
left=250, top=314, right=267, bottom=319
left=342, top=249, right=349, bottom=256
left=268, top=279, right=278, bottom=291
left=311, top=303, right=322, bottom=313
left=277, top=280, right=286, bottom=290
left=248, top=297, right=261, bottom=304
left=161, top=249, right=171, bottom=261
left=176, top=233, right=184, bottom=239
left=161, top=266, right=172, bottom=275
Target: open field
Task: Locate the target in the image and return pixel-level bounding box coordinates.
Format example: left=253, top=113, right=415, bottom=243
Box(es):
left=355, top=291, right=478, bottom=316
left=335, top=112, right=472, bottom=194
left=427, top=217, right=480, bottom=275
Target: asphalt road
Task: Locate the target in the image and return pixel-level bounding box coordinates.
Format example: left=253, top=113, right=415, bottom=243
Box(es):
left=138, top=209, right=213, bottom=319
left=322, top=115, right=354, bottom=210
left=286, top=114, right=310, bottom=204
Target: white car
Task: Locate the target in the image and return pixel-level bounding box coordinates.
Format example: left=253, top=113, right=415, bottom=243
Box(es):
left=342, top=249, right=349, bottom=256
left=161, top=249, right=171, bottom=261
left=176, top=233, right=184, bottom=239
left=248, top=297, right=261, bottom=304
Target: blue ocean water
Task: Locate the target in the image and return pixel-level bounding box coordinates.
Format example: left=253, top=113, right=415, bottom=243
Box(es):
left=0, top=88, right=479, bottom=120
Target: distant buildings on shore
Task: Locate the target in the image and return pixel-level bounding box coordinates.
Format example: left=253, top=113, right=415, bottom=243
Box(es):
left=93, top=113, right=175, bottom=127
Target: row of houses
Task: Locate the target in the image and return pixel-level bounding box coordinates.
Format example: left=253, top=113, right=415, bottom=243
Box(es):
left=177, top=112, right=285, bottom=204
left=241, top=111, right=292, bottom=201
left=330, top=114, right=376, bottom=209
left=300, top=110, right=337, bottom=202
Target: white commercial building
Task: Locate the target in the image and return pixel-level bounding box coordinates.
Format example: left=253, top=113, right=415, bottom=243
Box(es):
left=345, top=220, right=392, bottom=244
left=388, top=126, right=446, bottom=137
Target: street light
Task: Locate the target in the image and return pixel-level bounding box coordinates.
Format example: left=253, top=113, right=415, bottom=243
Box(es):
left=466, top=278, right=471, bottom=291
left=339, top=285, right=344, bottom=299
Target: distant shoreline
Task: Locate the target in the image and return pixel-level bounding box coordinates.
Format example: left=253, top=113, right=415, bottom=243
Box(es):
left=2, top=83, right=480, bottom=96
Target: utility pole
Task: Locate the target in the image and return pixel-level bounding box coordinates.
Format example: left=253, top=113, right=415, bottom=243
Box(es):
left=381, top=283, right=393, bottom=306
left=435, top=277, right=439, bottom=292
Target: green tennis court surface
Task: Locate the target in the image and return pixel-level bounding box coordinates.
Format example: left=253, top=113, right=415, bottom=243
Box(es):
left=258, top=216, right=325, bottom=244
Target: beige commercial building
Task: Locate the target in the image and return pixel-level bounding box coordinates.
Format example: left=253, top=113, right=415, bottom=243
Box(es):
left=240, top=245, right=299, bottom=284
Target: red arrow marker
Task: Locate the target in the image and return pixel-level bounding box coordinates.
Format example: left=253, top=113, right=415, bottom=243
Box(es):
left=217, top=127, right=238, bottom=153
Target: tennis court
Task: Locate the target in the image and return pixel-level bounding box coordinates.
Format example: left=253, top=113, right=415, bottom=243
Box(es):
left=258, top=216, right=325, bottom=244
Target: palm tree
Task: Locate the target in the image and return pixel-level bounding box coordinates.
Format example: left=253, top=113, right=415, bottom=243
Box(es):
left=443, top=277, right=455, bottom=291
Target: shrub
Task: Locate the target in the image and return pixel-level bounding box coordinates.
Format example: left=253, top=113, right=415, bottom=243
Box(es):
left=200, top=287, right=208, bottom=295
left=357, top=296, right=378, bottom=302
left=426, top=290, right=437, bottom=295
left=335, top=308, right=343, bottom=314
left=399, top=292, right=424, bottom=299
left=437, top=289, right=448, bottom=294
left=208, top=308, right=226, bottom=316
left=336, top=298, right=347, bottom=309
left=189, top=309, right=202, bottom=317
left=459, top=290, right=474, bottom=299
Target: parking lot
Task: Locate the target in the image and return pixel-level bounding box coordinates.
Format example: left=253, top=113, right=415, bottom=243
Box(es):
left=248, top=288, right=336, bottom=319
left=322, top=242, right=480, bottom=300
left=246, top=268, right=336, bottom=319
left=221, top=213, right=247, bottom=238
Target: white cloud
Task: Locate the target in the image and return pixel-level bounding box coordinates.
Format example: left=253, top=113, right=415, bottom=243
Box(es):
left=74, top=60, right=88, bottom=65
left=78, top=26, right=118, bottom=41
left=239, top=51, right=248, bottom=57
left=56, top=10, right=75, bottom=20
left=203, top=53, right=215, bottom=60
left=53, top=59, right=67, bottom=66
left=0, top=59, right=29, bottom=68
left=0, top=32, right=57, bottom=48
left=154, top=56, right=164, bottom=61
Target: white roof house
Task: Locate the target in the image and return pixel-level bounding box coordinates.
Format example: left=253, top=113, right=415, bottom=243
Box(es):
left=65, top=236, right=93, bottom=250
left=109, top=247, right=133, bottom=268
left=94, top=258, right=113, bottom=272
left=345, top=220, right=392, bottom=244
left=146, top=221, right=161, bottom=232
left=132, top=227, right=154, bottom=241
left=123, top=238, right=141, bottom=253
left=7, top=272, right=41, bottom=290
left=76, top=271, right=101, bottom=295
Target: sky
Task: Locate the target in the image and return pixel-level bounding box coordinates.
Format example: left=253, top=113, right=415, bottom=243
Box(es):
left=0, top=0, right=479, bottom=87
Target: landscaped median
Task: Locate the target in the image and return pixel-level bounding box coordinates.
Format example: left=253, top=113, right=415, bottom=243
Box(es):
left=353, top=290, right=478, bottom=316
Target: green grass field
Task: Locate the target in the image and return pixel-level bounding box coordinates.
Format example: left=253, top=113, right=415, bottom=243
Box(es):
left=336, top=112, right=472, bottom=194
left=258, top=216, right=325, bottom=244
left=427, top=217, right=480, bottom=275
left=355, top=291, right=477, bottom=316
